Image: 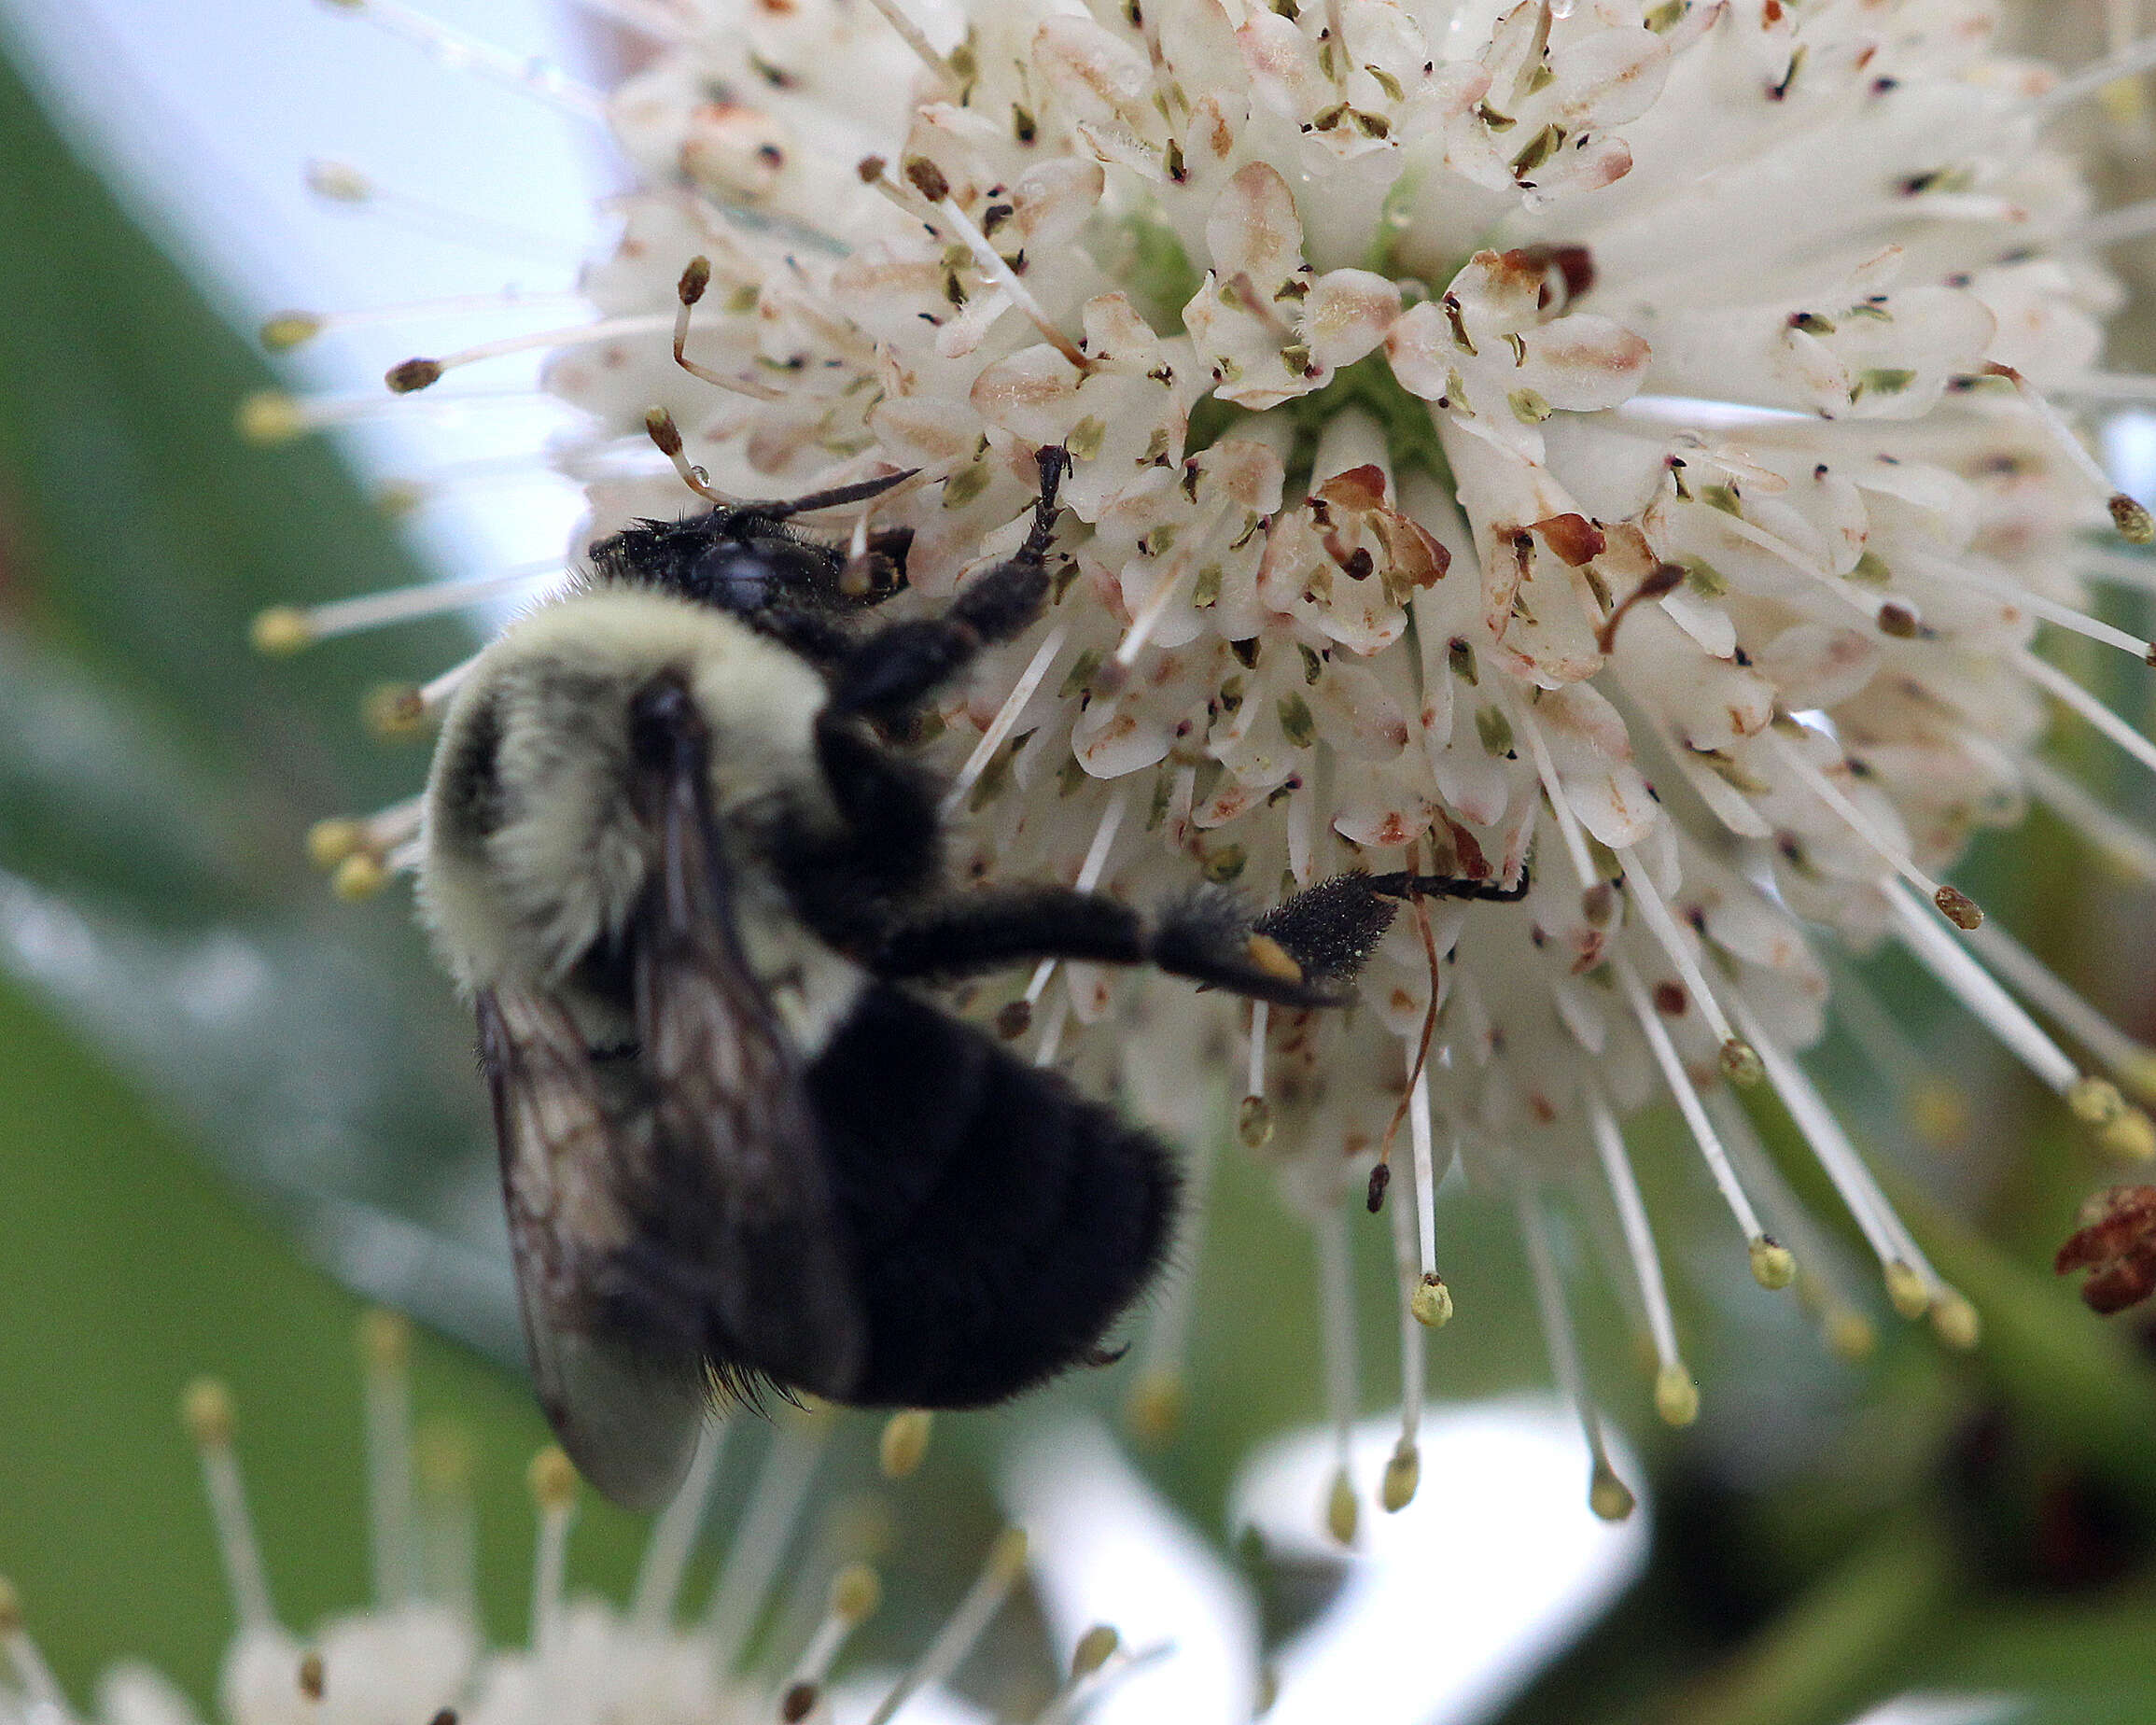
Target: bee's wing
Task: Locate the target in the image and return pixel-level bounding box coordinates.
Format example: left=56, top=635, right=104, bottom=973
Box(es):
left=633, top=762, right=866, bottom=1401
left=479, top=985, right=710, bottom=1510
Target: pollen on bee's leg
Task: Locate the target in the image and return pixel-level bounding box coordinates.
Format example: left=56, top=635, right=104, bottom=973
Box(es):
left=630, top=1418, right=728, bottom=1629
left=357, top=1311, right=417, bottom=1607
left=183, top=1378, right=277, bottom=1631
left=879, top=1409, right=934, bottom=1480
left=525, top=1446, right=578, bottom=1654
left=705, top=1407, right=833, bottom=1675
left=865, top=1529, right=1028, bottom=1725
left=772, top=1562, right=881, bottom=1721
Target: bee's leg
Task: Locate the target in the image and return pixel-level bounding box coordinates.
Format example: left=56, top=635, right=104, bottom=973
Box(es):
left=1242, top=865, right=1530, bottom=984
left=868, top=882, right=1351, bottom=1009
left=827, top=447, right=1069, bottom=722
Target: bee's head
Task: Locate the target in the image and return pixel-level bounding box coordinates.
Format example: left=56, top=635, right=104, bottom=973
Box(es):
left=417, top=590, right=831, bottom=993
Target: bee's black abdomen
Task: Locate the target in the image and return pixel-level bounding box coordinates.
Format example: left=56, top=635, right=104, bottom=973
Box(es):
left=800, top=985, right=1180, bottom=1408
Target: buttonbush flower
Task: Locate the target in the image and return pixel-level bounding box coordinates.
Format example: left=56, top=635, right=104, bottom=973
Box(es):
left=0, top=1314, right=1121, bottom=1725
left=256, top=0, right=2156, bottom=1527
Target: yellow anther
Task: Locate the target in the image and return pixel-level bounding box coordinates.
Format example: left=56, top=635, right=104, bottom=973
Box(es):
left=260, top=313, right=324, bottom=352
left=1072, top=1624, right=1120, bottom=1678
left=1930, top=1292, right=1981, bottom=1352
left=306, top=819, right=365, bottom=871
left=332, top=852, right=390, bottom=903
left=526, top=1445, right=579, bottom=1512
left=1654, top=1362, right=1700, bottom=1428
left=373, top=480, right=427, bottom=518
left=830, top=1562, right=881, bottom=1624
left=1826, top=1308, right=1877, bottom=1362
left=1380, top=1442, right=1420, bottom=1512
left=297, top=1652, right=326, bottom=1703
left=1932, top=885, right=1982, bottom=930
left=2098, top=1108, right=2156, bottom=1162
left=1719, top=1039, right=1764, bottom=1087
left=2068, top=1074, right=2127, bottom=1126
left=1125, top=1367, right=1184, bottom=1446
left=1883, top=1259, right=1930, bottom=1321
left=364, top=683, right=430, bottom=741
left=1324, top=1467, right=1359, bottom=1545
left=1410, top=1271, right=1453, bottom=1328
left=878, top=1409, right=933, bottom=1480
left=237, top=390, right=306, bottom=444
left=250, top=606, right=315, bottom=656
left=1238, top=1094, right=1274, bottom=1148
left=358, top=1308, right=411, bottom=1368
left=2112, top=492, right=2155, bottom=545
left=1748, top=1237, right=1796, bottom=1291
left=1589, top=1460, right=1636, bottom=1522
left=987, top=1526, right=1029, bottom=1581
left=414, top=1421, right=476, bottom=1493
left=1908, top=1078, right=1968, bottom=1147
left=183, top=1377, right=236, bottom=1447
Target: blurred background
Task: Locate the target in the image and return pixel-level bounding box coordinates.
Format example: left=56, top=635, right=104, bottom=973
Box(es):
left=8, top=3, right=2156, bottom=1722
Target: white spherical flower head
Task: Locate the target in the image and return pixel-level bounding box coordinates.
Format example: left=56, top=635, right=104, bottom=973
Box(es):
left=288, top=0, right=2156, bottom=1521
left=2, top=1319, right=1070, bottom=1725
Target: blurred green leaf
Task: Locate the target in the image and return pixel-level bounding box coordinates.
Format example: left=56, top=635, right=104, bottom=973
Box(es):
left=0, top=30, right=511, bottom=1346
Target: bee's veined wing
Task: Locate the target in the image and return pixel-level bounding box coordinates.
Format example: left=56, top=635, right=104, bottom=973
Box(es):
left=479, top=985, right=709, bottom=1511
left=634, top=753, right=866, bottom=1403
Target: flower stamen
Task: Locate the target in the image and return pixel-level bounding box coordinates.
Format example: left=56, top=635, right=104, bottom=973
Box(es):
left=322, top=0, right=609, bottom=122
left=864, top=1528, right=1029, bottom=1725
left=630, top=1419, right=728, bottom=1628
left=183, top=1379, right=276, bottom=1630
left=703, top=1409, right=832, bottom=1675
left=1586, top=1087, right=1694, bottom=1427
left=1313, top=1203, right=1360, bottom=1543
left=1514, top=1178, right=1635, bottom=1522
left=385, top=314, right=676, bottom=395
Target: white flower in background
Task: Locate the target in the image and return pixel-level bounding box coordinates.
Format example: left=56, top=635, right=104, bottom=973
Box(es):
left=257, top=0, right=2156, bottom=1523
left=0, top=1315, right=1120, bottom=1725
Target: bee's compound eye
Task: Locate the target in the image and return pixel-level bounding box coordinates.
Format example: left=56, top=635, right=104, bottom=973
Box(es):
left=628, top=672, right=705, bottom=770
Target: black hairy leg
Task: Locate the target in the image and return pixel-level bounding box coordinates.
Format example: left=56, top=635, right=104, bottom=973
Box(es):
left=1251, top=865, right=1533, bottom=989
left=829, top=446, right=1070, bottom=722
left=868, top=880, right=1351, bottom=1008
left=773, top=712, right=950, bottom=952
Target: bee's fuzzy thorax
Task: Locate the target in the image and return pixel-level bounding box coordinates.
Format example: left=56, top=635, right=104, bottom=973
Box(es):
left=417, top=589, right=837, bottom=998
